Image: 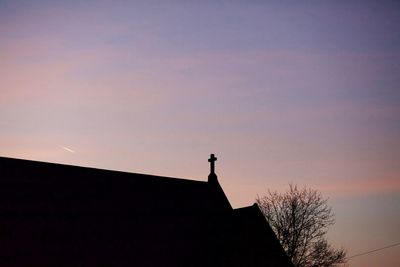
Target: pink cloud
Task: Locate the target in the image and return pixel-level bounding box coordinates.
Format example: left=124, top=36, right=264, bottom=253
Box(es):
left=317, top=175, right=400, bottom=196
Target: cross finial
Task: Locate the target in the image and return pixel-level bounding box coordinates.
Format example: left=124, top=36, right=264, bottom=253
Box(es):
left=208, top=154, right=217, bottom=174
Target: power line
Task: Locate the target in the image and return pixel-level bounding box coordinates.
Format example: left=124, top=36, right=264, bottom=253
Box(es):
left=347, top=242, right=400, bottom=260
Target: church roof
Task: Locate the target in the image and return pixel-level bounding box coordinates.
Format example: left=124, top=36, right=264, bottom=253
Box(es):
left=0, top=156, right=293, bottom=267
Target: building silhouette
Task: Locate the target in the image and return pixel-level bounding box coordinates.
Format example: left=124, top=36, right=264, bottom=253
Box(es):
left=0, top=155, right=293, bottom=267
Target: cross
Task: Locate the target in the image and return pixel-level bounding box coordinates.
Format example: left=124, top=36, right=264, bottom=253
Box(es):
left=208, top=154, right=217, bottom=174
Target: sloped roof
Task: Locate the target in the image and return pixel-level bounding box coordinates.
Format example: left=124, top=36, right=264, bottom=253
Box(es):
left=0, top=156, right=293, bottom=267
left=231, top=205, right=295, bottom=266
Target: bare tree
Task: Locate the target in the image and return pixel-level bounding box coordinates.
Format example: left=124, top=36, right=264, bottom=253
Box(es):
left=256, top=185, right=346, bottom=267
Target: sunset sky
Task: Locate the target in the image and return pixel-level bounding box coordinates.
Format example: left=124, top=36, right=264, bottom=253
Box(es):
left=1, top=1, right=399, bottom=266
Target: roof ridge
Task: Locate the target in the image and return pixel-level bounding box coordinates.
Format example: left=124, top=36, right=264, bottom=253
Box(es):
left=0, top=156, right=207, bottom=184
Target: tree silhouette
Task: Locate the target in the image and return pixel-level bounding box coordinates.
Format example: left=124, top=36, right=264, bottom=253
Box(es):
left=256, top=185, right=346, bottom=267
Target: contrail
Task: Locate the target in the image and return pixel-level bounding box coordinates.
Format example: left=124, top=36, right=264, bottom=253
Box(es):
left=58, top=145, right=75, bottom=153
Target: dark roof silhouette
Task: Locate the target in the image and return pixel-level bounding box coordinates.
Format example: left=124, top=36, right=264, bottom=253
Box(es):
left=0, top=155, right=293, bottom=267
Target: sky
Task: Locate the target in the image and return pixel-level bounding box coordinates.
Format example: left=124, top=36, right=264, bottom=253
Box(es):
left=1, top=1, right=400, bottom=266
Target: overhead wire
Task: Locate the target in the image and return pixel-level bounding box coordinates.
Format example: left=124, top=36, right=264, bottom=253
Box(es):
left=347, top=242, right=400, bottom=260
